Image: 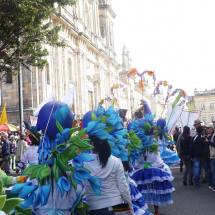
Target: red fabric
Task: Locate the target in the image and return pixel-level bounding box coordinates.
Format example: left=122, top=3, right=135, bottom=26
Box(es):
left=0, top=124, right=10, bottom=131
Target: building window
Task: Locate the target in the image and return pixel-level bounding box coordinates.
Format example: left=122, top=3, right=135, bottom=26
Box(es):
left=210, top=103, right=214, bottom=110
left=202, top=117, right=206, bottom=124
left=6, top=69, right=12, bottom=83
left=201, top=103, right=205, bottom=110
left=211, top=117, right=215, bottom=123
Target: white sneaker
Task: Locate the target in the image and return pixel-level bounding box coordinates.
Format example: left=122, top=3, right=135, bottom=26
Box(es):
left=209, top=186, right=214, bottom=189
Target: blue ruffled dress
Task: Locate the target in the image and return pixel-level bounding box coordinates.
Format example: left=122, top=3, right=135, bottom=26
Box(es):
left=131, top=153, right=175, bottom=207
left=158, top=139, right=180, bottom=167
left=129, top=177, right=153, bottom=215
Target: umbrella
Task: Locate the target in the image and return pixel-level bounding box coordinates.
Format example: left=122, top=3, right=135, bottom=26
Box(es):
left=0, top=124, right=19, bottom=132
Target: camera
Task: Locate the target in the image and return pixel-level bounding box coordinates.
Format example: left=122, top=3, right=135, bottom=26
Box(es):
left=201, top=135, right=207, bottom=141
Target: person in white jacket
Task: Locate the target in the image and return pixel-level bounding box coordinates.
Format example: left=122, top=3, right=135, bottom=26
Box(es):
left=83, top=135, right=133, bottom=215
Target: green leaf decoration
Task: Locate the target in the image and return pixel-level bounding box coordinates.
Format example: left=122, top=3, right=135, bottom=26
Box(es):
left=189, top=102, right=194, bottom=112
left=53, top=159, right=60, bottom=182
left=0, top=179, right=3, bottom=195
left=47, top=174, right=51, bottom=184
left=69, top=127, right=80, bottom=135
left=61, top=145, right=78, bottom=163
left=76, top=128, right=87, bottom=138
left=172, top=93, right=182, bottom=110
left=91, top=111, right=97, bottom=121
left=71, top=139, right=94, bottom=151
left=83, top=202, right=90, bottom=211
left=129, top=130, right=142, bottom=148
left=104, top=127, right=115, bottom=133
left=22, top=208, right=32, bottom=215
left=41, top=178, right=47, bottom=186
left=70, top=168, right=77, bottom=189
left=56, top=154, right=70, bottom=171
left=144, top=122, right=151, bottom=133
left=75, top=208, right=85, bottom=215
left=56, top=120, right=64, bottom=133
left=2, top=198, right=24, bottom=213
left=38, top=165, right=51, bottom=180
left=22, top=165, right=43, bottom=176
left=81, top=190, right=89, bottom=199
left=0, top=195, right=6, bottom=210
left=15, top=206, right=22, bottom=213
left=30, top=166, right=45, bottom=180
left=101, top=116, right=109, bottom=123
left=143, top=163, right=152, bottom=170
left=76, top=201, right=84, bottom=208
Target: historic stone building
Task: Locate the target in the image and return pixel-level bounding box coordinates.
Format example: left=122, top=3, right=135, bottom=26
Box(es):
left=187, top=89, right=215, bottom=124
left=0, top=0, right=165, bottom=125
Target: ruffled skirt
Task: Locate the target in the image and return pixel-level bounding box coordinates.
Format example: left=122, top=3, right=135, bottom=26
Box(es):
left=160, top=149, right=180, bottom=167
left=131, top=167, right=174, bottom=206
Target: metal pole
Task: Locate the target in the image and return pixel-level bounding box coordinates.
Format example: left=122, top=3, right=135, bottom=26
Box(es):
left=18, top=36, right=23, bottom=132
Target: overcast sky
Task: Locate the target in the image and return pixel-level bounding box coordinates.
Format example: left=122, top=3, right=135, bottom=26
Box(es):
left=112, top=0, right=215, bottom=96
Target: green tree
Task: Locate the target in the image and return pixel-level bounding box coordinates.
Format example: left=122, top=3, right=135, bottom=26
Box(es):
left=0, top=0, right=77, bottom=75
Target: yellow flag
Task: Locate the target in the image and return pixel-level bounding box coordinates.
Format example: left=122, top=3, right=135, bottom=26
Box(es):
left=0, top=103, right=8, bottom=126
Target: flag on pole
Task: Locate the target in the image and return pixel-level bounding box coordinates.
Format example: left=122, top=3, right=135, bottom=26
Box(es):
left=0, top=103, right=8, bottom=126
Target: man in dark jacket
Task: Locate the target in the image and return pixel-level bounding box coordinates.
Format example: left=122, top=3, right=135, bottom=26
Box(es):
left=190, top=126, right=212, bottom=187
left=1, top=133, right=10, bottom=173
left=173, top=127, right=181, bottom=143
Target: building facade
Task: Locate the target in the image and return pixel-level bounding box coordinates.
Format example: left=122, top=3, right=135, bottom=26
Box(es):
left=1, top=0, right=165, bottom=126
left=187, top=89, right=215, bottom=124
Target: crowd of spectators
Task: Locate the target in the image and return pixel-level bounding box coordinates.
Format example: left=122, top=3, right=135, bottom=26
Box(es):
left=0, top=131, right=29, bottom=174
left=175, top=120, right=215, bottom=191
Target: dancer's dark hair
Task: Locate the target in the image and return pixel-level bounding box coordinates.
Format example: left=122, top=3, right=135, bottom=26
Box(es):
left=89, top=135, right=111, bottom=168
left=122, top=160, right=131, bottom=172
left=181, top=126, right=190, bottom=141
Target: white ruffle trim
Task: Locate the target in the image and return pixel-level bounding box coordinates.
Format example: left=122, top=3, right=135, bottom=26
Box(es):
left=145, top=200, right=173, bottom=206
left=131, top=192, right=143, bottom=201
left=135, top=175, right=174, bottom=185
left=140, top=187, right=175, bottom=194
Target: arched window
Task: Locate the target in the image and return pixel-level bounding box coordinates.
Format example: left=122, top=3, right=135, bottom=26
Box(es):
left=68, top=58, right=72, bottom=80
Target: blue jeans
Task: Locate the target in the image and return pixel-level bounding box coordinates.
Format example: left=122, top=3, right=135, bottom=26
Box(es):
left=89, top=208, right=114, bottom=215
left=194, top=158, right=212, bottom=186
left=210, top=159, right=215, bottom=188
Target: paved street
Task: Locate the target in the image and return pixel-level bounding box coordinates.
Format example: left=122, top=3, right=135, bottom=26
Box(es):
left=9, top=165, right=215, bottom=215
left=148, top=165, right=215, bottom=215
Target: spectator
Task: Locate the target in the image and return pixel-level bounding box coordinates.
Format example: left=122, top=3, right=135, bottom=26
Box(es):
left=1, top=133, right=10, bottom=173
left=9, top=140, right=16, bottom=170
left=175, top=127, right=183, bottom=171
left=173, top=127, right=181, bottom=143
left=190, top=119, right=202, bottom=137
left=16, top=134, right=39, bottom=174
left=190, top=126, right=212, bottom=188
left=203, top=123, right=215, bottom=191
left=16, top=133, right=27, bottom=168
left=180, top=126, right=193, bottom=185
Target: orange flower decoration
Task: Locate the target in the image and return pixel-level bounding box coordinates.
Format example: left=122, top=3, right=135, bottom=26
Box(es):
left=138, top=80, right=145, bottom=89
left=163, top=81, right=169, bottom=86
left=130, top=68, right=138, bottom=76
left=147, top=70, right=155, bottom=76
left=112, top=84, right=119, bottom=89
left=127, top=82, right=131, bottom=86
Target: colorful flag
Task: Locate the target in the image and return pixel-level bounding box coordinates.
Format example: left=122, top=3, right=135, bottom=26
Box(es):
left=0, top=103, right=8, bottom=126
